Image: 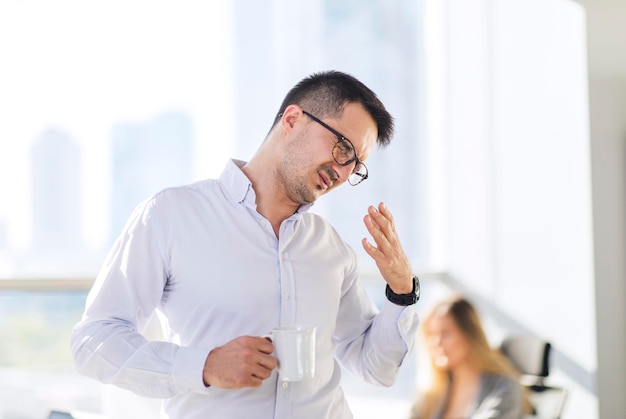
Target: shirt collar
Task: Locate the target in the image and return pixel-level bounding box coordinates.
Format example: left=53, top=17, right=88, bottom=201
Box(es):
left=218, top=159, right=314, bottom=214
left=219, top=159, right=254, bottom=205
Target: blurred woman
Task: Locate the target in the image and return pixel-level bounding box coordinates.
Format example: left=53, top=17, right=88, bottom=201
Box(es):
left=410, top=295, right=528, bottom=419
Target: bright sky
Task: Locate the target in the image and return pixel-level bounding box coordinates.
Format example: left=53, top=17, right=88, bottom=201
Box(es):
left=0, top=1, right=234, bottom=254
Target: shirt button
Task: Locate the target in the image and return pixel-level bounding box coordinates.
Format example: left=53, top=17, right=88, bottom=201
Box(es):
left=282, top=381, right=289, bottom=389
left=283, top=292, right=290, bottom=300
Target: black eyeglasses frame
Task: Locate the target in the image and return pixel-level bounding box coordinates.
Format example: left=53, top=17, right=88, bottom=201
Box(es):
left=301, top=110, right=369, bottom=186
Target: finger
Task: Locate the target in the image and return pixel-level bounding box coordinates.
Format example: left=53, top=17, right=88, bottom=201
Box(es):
left=364, top=212, right=391, bottom=252
left=371, top=205, right=403, bottom=251
left=377, top=202, right=395, bottom=227
left=246, top=375, right=264, bottom=387
left=367, top=205, right=394, bottom=238
left=232, top=358, right=275, bottom=386
left=246, top=337, right=278, bottom=369
left=363, top=223, right=406, bottom=268
left=257, top=352, right=278, bottom=370
left=255, top=337, right=275, bottom=354
left=204, top=337, right=278, bottom=388
left=252, top=359, right=276, bottom=380
left=362, top=237, right=375, bottom=254
left=363, top=238, right=393, bottom=268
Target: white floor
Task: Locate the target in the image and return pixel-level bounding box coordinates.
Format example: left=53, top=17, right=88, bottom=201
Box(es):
left=347, top=396, right=412, bottom=419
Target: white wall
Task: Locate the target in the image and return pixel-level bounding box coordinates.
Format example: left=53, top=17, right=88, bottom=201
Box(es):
left=423, top=0, right=598, bottom=417
left=585, top=0, right=626, bottom=417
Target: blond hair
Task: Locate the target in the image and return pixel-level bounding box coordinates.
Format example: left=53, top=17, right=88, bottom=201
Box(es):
left=410, top=295, right=527, bottom=419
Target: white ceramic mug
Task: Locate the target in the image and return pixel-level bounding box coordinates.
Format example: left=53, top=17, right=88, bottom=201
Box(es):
left=267, top=324, right=316, bottom=381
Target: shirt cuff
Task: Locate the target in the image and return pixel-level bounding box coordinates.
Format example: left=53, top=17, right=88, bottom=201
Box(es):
left=171, top=346, right=213, bottom=394
left=379, top=299, right=420, bottom=345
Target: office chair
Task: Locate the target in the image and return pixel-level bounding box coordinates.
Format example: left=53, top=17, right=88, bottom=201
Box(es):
left=500, top=335, right=568, bottom=419
left=47, top=410, right=104, bottom=419
left=47, top=412, right=74, bottom=419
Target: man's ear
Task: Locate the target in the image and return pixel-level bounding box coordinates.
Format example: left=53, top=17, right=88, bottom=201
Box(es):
left=281, top=104, right=303, bottom=130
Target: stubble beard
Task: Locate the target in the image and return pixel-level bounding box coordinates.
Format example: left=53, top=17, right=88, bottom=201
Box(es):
left=279, top=131, right=337, bottom=205
left=276, top=161, right=319, bottom=205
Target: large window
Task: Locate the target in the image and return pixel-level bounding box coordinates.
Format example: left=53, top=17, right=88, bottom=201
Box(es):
left=0, top=2, right=235, bottom=279
left=0, top=1, right=427, bottom=418
left=0, top=0, right=427, bottom=279
left=231, top=0, right=426, bottom=272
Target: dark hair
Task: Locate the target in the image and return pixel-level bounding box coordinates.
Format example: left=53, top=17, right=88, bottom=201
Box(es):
left=272, top=70, right=394, bottom=147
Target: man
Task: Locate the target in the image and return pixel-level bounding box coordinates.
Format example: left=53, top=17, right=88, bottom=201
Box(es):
left=71, top=70, right=420, bottom=418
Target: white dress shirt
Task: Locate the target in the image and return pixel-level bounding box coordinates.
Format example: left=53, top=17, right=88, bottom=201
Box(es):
left=71, top=159, right=419, bottom=419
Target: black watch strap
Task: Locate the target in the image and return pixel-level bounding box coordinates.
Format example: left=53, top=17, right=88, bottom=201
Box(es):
left=385, top=275, right=420, bottom=306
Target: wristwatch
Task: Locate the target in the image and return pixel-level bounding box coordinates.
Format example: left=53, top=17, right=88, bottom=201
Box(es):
left=385, top=275, right=420, bottom=306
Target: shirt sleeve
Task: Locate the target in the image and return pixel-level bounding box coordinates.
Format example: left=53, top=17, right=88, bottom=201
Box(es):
left=70, top=195, right=213, bottom=398
left=332, top=270, right=420, bottom=387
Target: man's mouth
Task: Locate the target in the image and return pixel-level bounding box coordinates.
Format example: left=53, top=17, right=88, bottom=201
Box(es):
left=319, top=171, right=331, bottom=190
left=318, top=169, right=337, bottom=190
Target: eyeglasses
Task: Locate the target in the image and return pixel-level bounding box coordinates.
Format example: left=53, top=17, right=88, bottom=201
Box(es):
left=302, top=110, right=369, bottom=186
